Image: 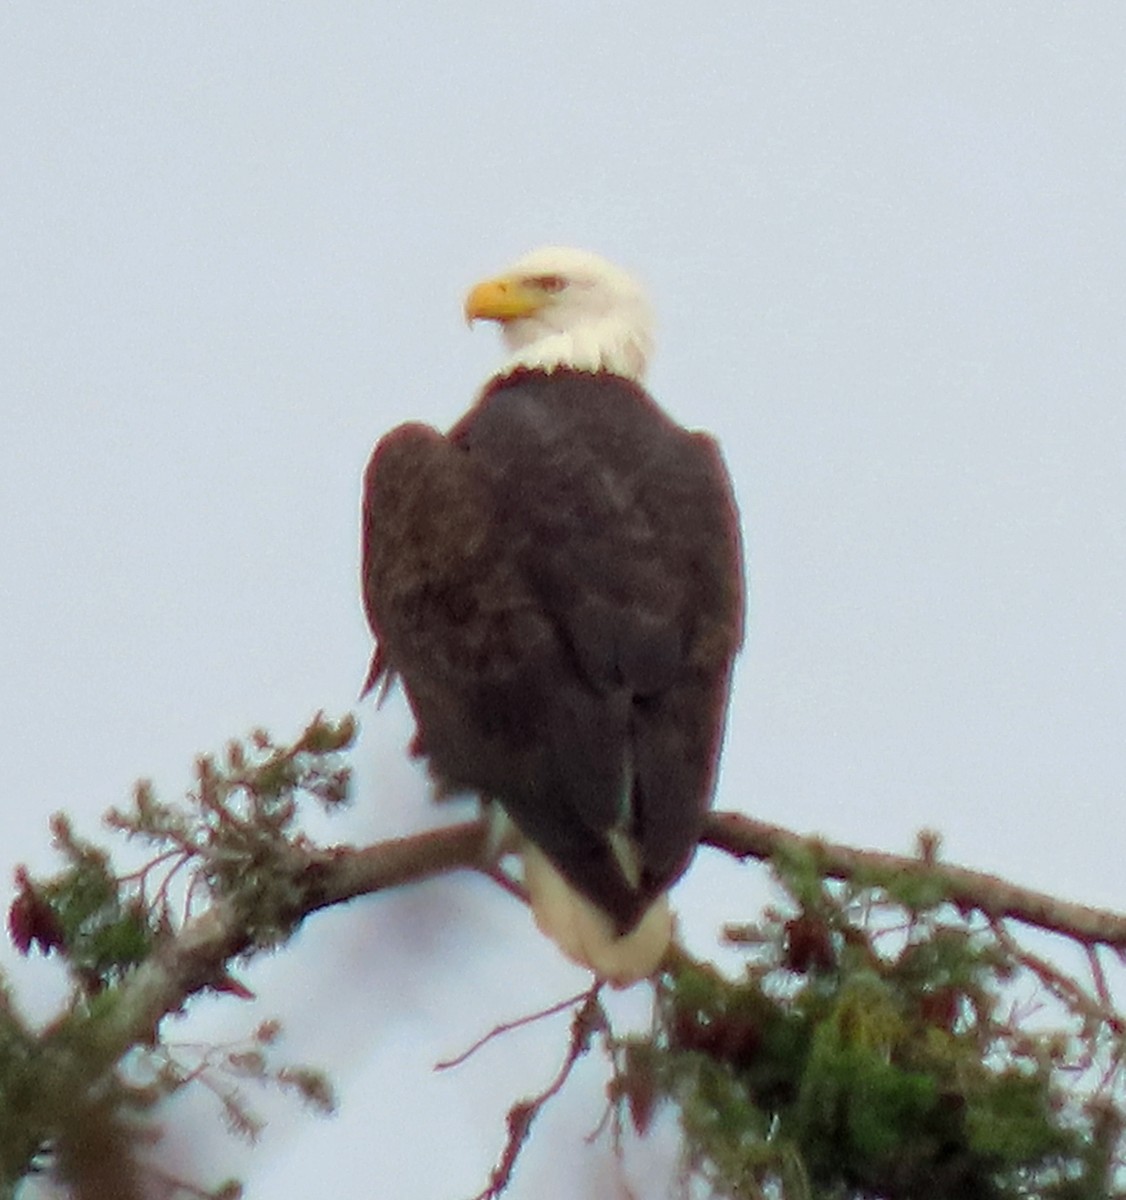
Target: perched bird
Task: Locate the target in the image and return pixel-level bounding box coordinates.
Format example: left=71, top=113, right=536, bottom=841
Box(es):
left=361, top=247, right=743, bottom=984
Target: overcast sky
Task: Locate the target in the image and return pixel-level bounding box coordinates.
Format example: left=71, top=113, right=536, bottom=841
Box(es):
left=2, top=5, right=1125, bottom=1198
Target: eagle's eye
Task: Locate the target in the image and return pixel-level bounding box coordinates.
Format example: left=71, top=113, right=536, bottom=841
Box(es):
left=526, top=274, right=567, bottom=293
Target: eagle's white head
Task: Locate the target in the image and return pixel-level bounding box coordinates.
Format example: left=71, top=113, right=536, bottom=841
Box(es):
left=465, top=246, right=654, bottom=383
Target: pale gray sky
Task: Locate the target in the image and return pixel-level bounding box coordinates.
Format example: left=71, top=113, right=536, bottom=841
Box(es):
left=2, top=5, right=1124, bottom=1198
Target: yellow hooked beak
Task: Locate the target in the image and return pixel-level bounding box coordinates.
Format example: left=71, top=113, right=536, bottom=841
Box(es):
left=464, top=274, right=548, bottom=324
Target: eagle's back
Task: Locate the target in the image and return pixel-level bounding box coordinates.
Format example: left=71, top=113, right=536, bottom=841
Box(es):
left=362, top=368, right=742, bottom=929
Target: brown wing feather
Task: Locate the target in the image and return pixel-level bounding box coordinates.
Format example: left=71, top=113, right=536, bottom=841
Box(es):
left=361, top=416, right=648, bottom=924
left=361, top=370, right=743, bottom=931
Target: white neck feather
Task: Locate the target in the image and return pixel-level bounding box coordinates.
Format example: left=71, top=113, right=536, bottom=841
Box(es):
left=498, top=315, right=652, bottom=384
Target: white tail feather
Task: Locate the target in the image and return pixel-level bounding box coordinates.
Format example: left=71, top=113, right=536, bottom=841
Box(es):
left=521, top=843, right=672, bottom=987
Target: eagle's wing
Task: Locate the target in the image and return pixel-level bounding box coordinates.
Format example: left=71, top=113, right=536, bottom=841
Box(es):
left=622, top=430, right=744, bottom=890
left=361, top=418, right=649, bottom=925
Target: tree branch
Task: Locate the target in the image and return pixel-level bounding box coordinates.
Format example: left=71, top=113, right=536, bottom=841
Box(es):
left=701, top=809, right=1126, bottom=950
left=12, top=780, right=1126, bottom=1197
left=59, top=820, right=491, bottom=1071
left=70, top=807, right=1126, bottom=1081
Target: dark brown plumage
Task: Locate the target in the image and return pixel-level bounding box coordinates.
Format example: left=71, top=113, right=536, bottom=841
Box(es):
left=361, top=366, right=743, bottom=938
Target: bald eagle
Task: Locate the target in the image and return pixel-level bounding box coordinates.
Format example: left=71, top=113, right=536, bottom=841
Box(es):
left=361, top=247, right=743, bottom=985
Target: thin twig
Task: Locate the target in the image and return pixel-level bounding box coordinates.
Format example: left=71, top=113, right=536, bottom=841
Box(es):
left=436, top=988, right=593, bottom=1071
left=470, top=983, right=605, bottom=1200
left=1088, top=944, right=1114, bottom=1013
left=483, top=864, right=529, bottom=906
left=117, top=849, right=181, bottom=889
left=989, top=917, right=1125, bottom=1038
